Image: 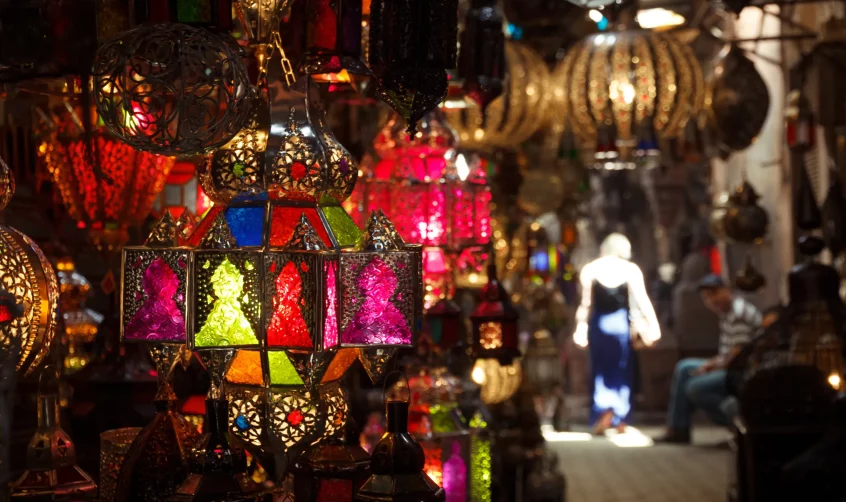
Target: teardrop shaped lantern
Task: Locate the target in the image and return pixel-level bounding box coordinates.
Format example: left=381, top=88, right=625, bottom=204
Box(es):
left=723, top=180, right=769, bottom=244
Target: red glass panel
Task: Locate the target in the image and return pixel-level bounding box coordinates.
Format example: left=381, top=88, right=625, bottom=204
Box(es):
left=187, top=206, right=225, bottom=247
left=317, top=479, right=353, bottom=502
left=267, top=261, right=312, bottom=348
left=269, top=206, right=332, bottom=248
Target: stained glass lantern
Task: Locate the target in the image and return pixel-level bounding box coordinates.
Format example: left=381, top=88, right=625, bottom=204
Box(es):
left=549, top=16, right=704, bottom=169
left=446, top=42, right=550, bottom=151
left=293, top=0, right=370, bottom=83
left=368, top=0, right=458, bottom=133
left=0, top=156, right=59, bottom=376
left=425, top=298, right=464, bottom=352
left=92, top=23, right=253, bottom=156
left=39, top=105, right=176, bottom=251
left=292, top=424, right=371, bottom=502
left=355, top=397, right=445, bottom=502
left=10, top=368, right=97, bottom=500
left=470, top=263, right=519, bottom=364
left=155, top=160, right=214, bottom=221
left=348, top=111, right=491, bottom=309
left=456, top=0, right=506, bottom=112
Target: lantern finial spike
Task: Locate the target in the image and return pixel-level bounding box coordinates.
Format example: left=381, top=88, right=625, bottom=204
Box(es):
left=361, top=211, right=397, bottom=251
left=286, top=214, right=327, bottom=250
left=375, top=209, right=404, bottom=246
left=197, top=213, right=237, bottom=250
left=146, top=211, right=179, bottom=247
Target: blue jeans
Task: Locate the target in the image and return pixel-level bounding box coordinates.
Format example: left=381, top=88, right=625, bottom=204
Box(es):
left=667, top=358, right=729, bottom=431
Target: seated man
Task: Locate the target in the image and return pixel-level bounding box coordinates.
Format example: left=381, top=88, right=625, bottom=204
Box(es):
left=656, top=275, right=762, bottom=444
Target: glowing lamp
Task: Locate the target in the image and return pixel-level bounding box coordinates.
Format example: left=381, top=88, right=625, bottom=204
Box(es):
left=57, top=258, right=103, bottom=373
left=470, top=263, right=519, bottom=364
left=470, top=359, right=522, bottom=405
left=0, top=157, right=59, bottom=376
left=550, top=21, right=704, bottom=169
left=39, top=106, right=175, bottom=251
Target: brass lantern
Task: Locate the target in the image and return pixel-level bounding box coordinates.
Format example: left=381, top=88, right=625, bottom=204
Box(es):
left=470, top=263, right=519, bottom=364
left=550, top=14, right=704, bottom=169
left=0, top=156, right=59, bottom=376
left=292, top=424, right=371, bottom=502
left=723, top=180, right=769, bottom=244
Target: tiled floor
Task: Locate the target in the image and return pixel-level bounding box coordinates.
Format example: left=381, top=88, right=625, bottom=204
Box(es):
left=547, top=426, right=731, bottom=502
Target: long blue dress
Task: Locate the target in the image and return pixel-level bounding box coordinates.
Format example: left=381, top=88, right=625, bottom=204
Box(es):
left=588, top=280, right=635, bottom=426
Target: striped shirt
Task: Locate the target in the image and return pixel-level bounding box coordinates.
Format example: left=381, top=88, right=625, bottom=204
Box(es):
left=718, top=296, right=762, bottom=357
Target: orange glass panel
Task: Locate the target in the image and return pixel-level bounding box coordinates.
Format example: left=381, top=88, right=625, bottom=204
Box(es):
left=225, top=350, right=264, bottom=386
left=321, top=348, right=358, bottom=383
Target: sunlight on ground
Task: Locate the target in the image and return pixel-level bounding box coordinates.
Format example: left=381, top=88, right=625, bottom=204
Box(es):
left=542, top=424, right=654, bottom=448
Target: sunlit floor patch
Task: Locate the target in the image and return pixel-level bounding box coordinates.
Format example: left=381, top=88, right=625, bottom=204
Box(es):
left=541, top=425, right=593, bottom=443
left=606, top=425, right=654, bottom=448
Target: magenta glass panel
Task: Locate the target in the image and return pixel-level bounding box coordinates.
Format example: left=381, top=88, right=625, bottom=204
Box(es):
left=323, top=260, right=339, bottom=348
left=474, top=186, right=492, bottom=245
left=450, top=184, right=475, bottom=248
left=125, top=257, right=186, bottom=342
left=443, top=441, right=467, bottom=502
left=341, top=257, right=412, bottom=345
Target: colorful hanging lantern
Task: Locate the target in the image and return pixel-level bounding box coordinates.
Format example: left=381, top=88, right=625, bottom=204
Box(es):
left=368, top=0, right=458, bottom=133
left=39, top=105, right=176, bottom=251
left=92, top=23, right=253, bottom=156
left=425, top=298, right=464, bottom=351
left=549, top=15, right=704, bottom=169
left=0, top=157, right=59, bottom=376
left=294, top=0, right=370, bottom=82
left=348, top=111, right=491, bottom=309
left=470, top=263, right=519, bottom=363
left=446, top=42, right=549, bottom=151
left=456, top=0, right=506, bottom=112
left=355, top=397, right=445, bottom=501
left=10, top=368, right=98, bottom=500
left=155, top=160, right=213, bottom=220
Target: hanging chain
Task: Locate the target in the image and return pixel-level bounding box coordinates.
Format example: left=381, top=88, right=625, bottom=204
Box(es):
left=273, top=31, right=297, bottom=87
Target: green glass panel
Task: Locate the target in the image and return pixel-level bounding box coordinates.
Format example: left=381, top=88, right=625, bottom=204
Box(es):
left=195, top=258, right=259, bottom=347
left=268, top=351, right=305, bottom=386
left=470, top=437, right=492, bottom=502
left=430, top=404, right=458, bottom=433
left=321, top=205, right=362, bottom=248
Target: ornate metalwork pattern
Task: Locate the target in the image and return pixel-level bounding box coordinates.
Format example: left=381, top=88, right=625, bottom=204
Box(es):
left=228, top=387, right=266, bottom=448
left=99, top=428, right=141, bottom=502
left=92, top=23, right=253, bottom=156
left=202, top=103, right=268, bottom=204
left=122, top=249, right=190, bottom=344
left=549, top=30, right=704, bottom=161
left=707, top=46, right=770, bottom=154
left=319, top=383, right=348, bottom=439
left=270, top=118, right=327, bottom=201
left=269, top=390, right=319, bottom=450
left=0, top=226, right=59, bottom=375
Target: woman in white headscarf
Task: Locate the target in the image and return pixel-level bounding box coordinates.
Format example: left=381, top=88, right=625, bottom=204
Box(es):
left=574, top=233, right=661, bottom=434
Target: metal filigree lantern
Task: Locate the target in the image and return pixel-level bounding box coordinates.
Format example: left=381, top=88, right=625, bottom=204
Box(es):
left=723, top=180, right=769, bottom=244
left=39, top=105, right=176, bottom=251
left=470, top=263, right=519, bottom=364
left=705, top=45, right=770, bottom=156
left=292, top=423, right=371, bottom=502
left=447, top=42, right=549, bottom=151
left=92, top=23, right=253, bottom=156
left=10, top=368, right=97, bottom=500
left=369, top=0, right=458, bottom=133
left=294, top=0, right=371, bottom=82
left=550, top=15, right=704, bottom=169
left=0, top=157, right=59, bottom=376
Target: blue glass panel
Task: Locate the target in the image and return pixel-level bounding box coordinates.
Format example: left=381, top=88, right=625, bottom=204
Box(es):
left=225, top=206, right=265, bottom=247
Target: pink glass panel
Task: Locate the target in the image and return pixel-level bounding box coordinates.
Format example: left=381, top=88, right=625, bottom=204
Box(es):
left=474, top=186, right=492, bottom=245
left=341, top=257, right=412, bottom=345
left=450, top=184, right=475, bottom=248
left=443, top=441, right=467, bottom=502
left=267, top=261, right=312, bottom=348
left=323, top=260, right=339, bottom=348
left=125, top=257, right=186, bottom=342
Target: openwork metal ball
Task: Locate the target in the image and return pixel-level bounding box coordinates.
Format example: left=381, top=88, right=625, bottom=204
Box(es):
left=92, top=23, right=253, bottom=156
left=723, top=181, right=769, bottom=244
left=0, top=158, right=60, bottom=376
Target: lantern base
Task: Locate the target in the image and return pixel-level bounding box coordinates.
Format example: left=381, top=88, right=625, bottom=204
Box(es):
left=10, top=465, right=98, bottom=500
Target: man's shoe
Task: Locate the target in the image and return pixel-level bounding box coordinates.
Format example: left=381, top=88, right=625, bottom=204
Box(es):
left=653, top=429, right=691, bottom=444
